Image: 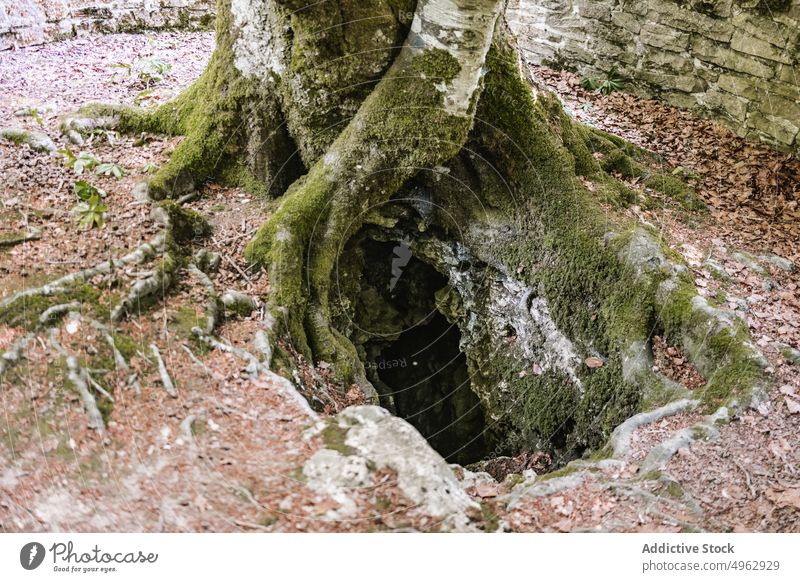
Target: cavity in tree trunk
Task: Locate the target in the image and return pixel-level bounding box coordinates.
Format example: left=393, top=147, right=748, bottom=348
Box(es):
left=57, top=0, right=769, bottom=462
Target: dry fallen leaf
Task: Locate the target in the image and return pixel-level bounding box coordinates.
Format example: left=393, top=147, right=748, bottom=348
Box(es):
left=765, top=488, right=800, bottom=511
left=785, top=397, right=800, bottom=414
left=585, top=356, right=604, bottom=369
left=475, top=482, right=500, bottom=498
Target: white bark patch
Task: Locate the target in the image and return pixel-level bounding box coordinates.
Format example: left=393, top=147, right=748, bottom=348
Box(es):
left=231, top=0, right=285, bottom=79
left=410, top=0, right=502, bottom=115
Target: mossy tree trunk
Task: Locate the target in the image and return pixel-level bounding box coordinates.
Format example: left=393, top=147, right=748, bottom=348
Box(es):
left=68, top=0, right=770, bottom=457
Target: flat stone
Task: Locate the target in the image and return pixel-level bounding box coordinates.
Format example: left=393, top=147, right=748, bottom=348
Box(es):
left=731, top=249, right=767, bottom=275
left=759, top=253, right=795, bottom=272
left=0, top=126, right=56, bottom=153
left=730, top=30, right=793, bottom=64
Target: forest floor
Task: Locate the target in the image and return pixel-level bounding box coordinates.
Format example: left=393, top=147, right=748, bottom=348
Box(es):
left=0, top=31, right=798, bottom=532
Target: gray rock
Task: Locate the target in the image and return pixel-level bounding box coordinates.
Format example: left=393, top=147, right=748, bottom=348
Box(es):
left=0, top=127, right=56, bottom=153
left=132, top=182, right=151, bottom=202
left=759, top=253, right=794, bottom=272
left=704, top=258, right=731, bottom=281
left=731, top=250, right=767, bottom=275
left=303, top=406, right=478, bottom=529
left=773, top=342, right=800, bottom=366
left=65, top=129, right=84, bottom=146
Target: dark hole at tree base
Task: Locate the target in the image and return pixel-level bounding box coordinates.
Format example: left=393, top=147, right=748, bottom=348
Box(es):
left=357, top=238, right=489, bottom=466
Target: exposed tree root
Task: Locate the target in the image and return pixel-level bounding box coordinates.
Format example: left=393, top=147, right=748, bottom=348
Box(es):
left=0, top=228, right=41, bottom=248
left=38, top=302, right=81, bottom=327
left=49, top=330, right=106, bottom=434
left=0, top=333, right=36, bottom=378
left=187, top=264, right=219, bottom=335
left=40, top=0, right=771, bottom=468
left=181, top=343, right=226, bottom=382
left=0, top=230, right=165, bottom=312
left=149, top=343, right=178, bottom=398
left=608, top=399, right=699, bottom=458
left=90, top=319, right=141, bottom=395
left=110, top=246, right=179, bottom=322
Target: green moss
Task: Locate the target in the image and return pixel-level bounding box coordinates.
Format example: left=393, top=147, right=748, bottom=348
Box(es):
left=644, top=174, right=706, bottom=211
left=320, top=422, right=357, bottom=456
left=111, top=333, right=140, bottom=361
left=0, top=283, right=102, bottom=331
left=258, top=514, right=279, bottom=527
left=480, top=502, right=500, bottom=532
left=170, top=304, right=203, bottom=337
left=638, top=470, right=663, bottom=481
left=601, top=149, right=644, bottom=178
left=413, top=48, right=461, bottom=82
left=157, top=201, right=211, bottom=242
left=537, top=463, right=582, bottom=481
left=503, top=473, right=525, bottom=489
left=660, top=276, right=767, bottom=407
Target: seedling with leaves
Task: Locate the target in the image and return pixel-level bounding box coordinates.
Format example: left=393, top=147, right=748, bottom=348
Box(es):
left=96, top=162, right=127, bottom=178
left=135, top=58, right=172, bottom=85
left=142, top=162, right=159, bottom=174
left=581, top=67, right=626, bottom=95
left=71, top=181, right=108, bottom=229
left=30, top=108, right=45, bottom=128
left=59, top=147, right=99, bottom=174
left=111, top=62, right=133, bottom=76
left=133, top=89, right=155, bottom=105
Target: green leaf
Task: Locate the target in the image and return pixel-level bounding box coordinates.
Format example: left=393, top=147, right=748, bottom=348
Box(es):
left=580, top=76, right=601, bottom=91
left=58, top=147, right=77, bottom=165
left=73, top=180, right=105, bottom=202
left=72, top=152, right=98, bottom=174
left=133, top=89, right=155, bottom=105
left=96, top=162, right=126, bottom=178
left=31, top=109, right=44, bottom=128
left=111, top=62, right=132, bottom=75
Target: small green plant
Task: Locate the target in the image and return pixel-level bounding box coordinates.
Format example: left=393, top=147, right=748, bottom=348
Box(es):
left=111, top=62, right=133, bottom=75
left=59, top=147, right=99, bottom=174
left=581, top=67, right=626, bottom=95
left=142, top=162, right=159, bottom=174
left=71, top=181, right=108, bottom=229
left=96, top=162, right=127, bottom=178
left=135, top=58, right=172, bottom=84
left=133, top=89, right=155, bottom=105
left=30, top=108, right=45, bottom=128
left=112, top=58, right=172, bottom=86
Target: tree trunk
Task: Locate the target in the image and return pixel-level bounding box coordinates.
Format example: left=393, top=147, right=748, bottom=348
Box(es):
left=64, top=0, right=770, bottom=461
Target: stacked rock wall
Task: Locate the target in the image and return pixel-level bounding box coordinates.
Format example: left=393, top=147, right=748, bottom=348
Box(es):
left=0, top=0, right=215, bottom=50
left=507, top=0, right=800, bottom=151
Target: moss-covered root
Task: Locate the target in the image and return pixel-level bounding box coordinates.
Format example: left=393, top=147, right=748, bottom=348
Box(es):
left=0, top=202, right=208, bottom=332
left=110, top=201, right=210, bottom=322
left=246, top=1, right=503, bottom=388
left=658, top=276, right=770, bottom=409
left=63, top=2, right=301, bottom=200
left=619, top=228, right=770, bottom=410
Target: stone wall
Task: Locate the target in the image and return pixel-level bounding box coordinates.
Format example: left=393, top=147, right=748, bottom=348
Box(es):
left=507, top=0, right=800, bottom=152
left=0, top=0, right=215, bottom=50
